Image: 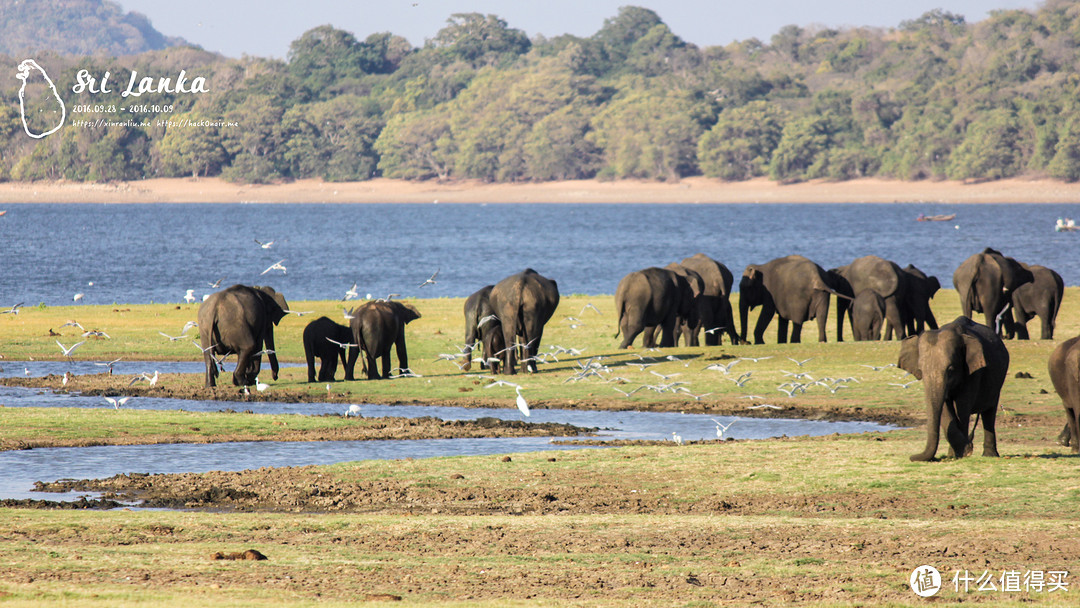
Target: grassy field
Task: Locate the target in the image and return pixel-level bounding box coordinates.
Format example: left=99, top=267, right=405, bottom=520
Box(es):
left=1, top=289, right=1079, bottom=605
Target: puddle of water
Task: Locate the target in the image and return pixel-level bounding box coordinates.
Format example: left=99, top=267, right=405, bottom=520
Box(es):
left=0, top=363, right=896, bottom=502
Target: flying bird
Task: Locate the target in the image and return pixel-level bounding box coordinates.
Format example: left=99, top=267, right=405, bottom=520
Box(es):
left=0, top=302, right=23, bottom=315
left=418, top=268, right=440, bottom=288
left=260, top=260, right=286, bottom=275
left=326, top=337, right=357, bottom=350
left=711, top=418, right=735, bottom=439
left=343, top=283, right=359, bottom=300
left=55, top=340, right=85, bottom=360
left=184, top=289, right=196, bottom=304
left=254, top=239, right=274, bottom=249
left=159, top=331, right=187, bottom=341
left=580, top=303, right=601, bottom=315
left=208, top=277, right=226, bottom=288
left=104, top=396, right=132, bottom=409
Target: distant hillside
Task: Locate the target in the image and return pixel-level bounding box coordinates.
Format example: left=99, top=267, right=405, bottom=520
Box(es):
left=0, top=0, right=188, bottom=56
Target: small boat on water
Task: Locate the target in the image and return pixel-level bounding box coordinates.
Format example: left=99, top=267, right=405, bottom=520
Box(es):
left=0, top=210, right=6, bottom=217
left=916, top=213, right=956, bottom=222
left=1055, top=218, right=1080, bottom=232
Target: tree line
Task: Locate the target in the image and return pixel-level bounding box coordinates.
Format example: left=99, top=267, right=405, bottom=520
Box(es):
left=6, top=2, right=1080, bottom=185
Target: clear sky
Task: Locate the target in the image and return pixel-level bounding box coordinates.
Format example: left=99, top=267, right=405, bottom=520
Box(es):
left=116, top=0, right=1043, bottom=59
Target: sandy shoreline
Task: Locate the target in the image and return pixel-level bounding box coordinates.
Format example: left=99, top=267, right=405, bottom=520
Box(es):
left=4, top=175, right=1080, bottom=204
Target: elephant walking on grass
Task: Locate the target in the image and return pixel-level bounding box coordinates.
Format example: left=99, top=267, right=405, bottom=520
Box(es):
left=614, top=267, right=692, bottom=349
left=851, top=290, right=886, bottom=341
left=303, top=316, right=353, bottom=382
left=738, top=255, right=844, bottom=344
left=1011, top=264, right=1064, bottom=340
left=832, top=255, right=908, bottom=342
left=461, top=285, right=505, bottom=373
left=488, top=269, right=560, bottom=375
left=678, top=253, right=741, bottom=345
left=953, top=248, right=1034, bottom=336
left=198, top=285, right=288, bottom=388
left=346, top=300, right=421, bottom=380
left=898, top=317, right=1009, bottom=461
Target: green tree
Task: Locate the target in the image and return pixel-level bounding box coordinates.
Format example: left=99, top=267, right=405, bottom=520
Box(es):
left=1048, top=117, right=1080, bottom=181
left=375, top=109, right=456, bottom=180
left=590, top=88, right=705, bottom=180
left=946, top=109, right=1022, bottom=179
left=281, top=96, right=384, bottom=181
left=523, top=105, right=601, bottom=180
left=698, top=101, right=785, bottom=180
left=768, top=116, right=832, bottom=181
left=430, top=13, right=530, bottom=67
left=155, top=112, right=229, bottom=178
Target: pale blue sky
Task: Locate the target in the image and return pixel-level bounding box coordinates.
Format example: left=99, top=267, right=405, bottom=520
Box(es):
left=117, top=0, right=1042, bottom=59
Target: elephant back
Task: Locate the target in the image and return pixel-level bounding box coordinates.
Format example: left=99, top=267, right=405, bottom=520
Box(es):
left=679, top=253, right=733, bottom=298
left=840, top=255, right=903, bottom=299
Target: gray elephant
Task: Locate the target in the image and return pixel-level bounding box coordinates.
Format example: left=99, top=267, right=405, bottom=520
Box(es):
left=1049, top=334, right=1080, bottom=452
left=303, top=316, right=353, bottom=382
left=851, top=290, right=886, bottom=341
left=678, top=253, right=741, bottom=345
left=896, top=264, right=940, bottom=337
left=615, top=267, right=692, bottom=349
left=953, top=248, right=1034, bottom=335
left=346, top=300, right=421, bottom=380
left=1011, top=264, right=1064, bottom=340
left=664, top=262, right=705, bottom=346
left=198, top=285, right=289, bottom=388
left=488, top=269, right=560, bottom=375
left=832, top=255, right=908, bottom=342
left=898, top=316, right=1010, bottom=461
left=738, top=255, right=843, bottom=344
left=461, top=285, right=505, bottom=373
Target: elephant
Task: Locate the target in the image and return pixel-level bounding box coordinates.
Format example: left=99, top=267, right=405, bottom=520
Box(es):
left=1011, top=264, right=1064, bottom=340
left=198, top=284, right=288, bottom=388
left=851, top=290, right=886, bottom=341
left=895, top=264, right=940, bottom=337
left=663, top=262, right=705, bottom=346
left=738, top=255, right=844, bottom=344
left=303, top=316, right=353, bottom=382
left=615, top=267, right=693, bottom=349
left=345, top=300, right=421, bottom=380
left=461, top=285, right=506, bottom=373
left=832, top=255, right=908, bottom=342
left=488, top=269, right=560, bottom=375
left=1048, top=335, right=1080, bottom=452
left=677, top=253, right=741, bottom=345
left=953, top=248, right=1034, bottom=336
left=897, top=316, right=1010, bottom=461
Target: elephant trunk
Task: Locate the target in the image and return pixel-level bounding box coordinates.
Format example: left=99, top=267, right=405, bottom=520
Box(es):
left=739, top=296, right=750, bottom=344
left=912, top=381, right=946, bottom=461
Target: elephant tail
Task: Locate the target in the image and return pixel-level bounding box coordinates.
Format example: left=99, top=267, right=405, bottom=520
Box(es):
left=613, top=292, right=625, bottom=339
left=817, top=286, right=854, bottom=302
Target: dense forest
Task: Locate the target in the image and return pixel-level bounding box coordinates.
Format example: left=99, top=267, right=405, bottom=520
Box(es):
left=6, top=2, right=1080, bottom=185
left=0, top=0, right=186, bottom=56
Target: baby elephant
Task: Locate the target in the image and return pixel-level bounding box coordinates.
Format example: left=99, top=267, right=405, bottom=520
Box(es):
left=303, top=316, right=353, bottom=382
left=897, top=316, right=1010, bottom=461
left=851, top=290, right=886, bottom=341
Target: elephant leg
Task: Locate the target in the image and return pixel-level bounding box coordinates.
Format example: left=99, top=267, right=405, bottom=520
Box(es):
left=1040, top=314, right=1053, bottom=340
left=776, top=317, right=790, bottom=344
left=1068, top=405, right=1080, bottom=453
left=365, top=352, right=379, bottom=380
left=501, top=325, right=517, bottom=375
left=754, top=304, right=775, bottom=345
left=264, top=332, right=280, bottom=381
left=233, top=350, right=254, bottom=386
left=344, top=346, right=359, bottom=381
left=204, top=351, right=218, bottom=387
left=306, top=346, right=317, bottom=383
left=1056, top=422, right=1072, bottom=447
left=980, top=406, right=1000, bottom=457
left=884, top=298, right=905, bottom=340
left=835, top=298, right=848, bottom=343
left=944, top=401, right=969, bottom=459
left=395, top=330, right=409, bottom=374
left=659, top=316, right=677, bottom=348
left=642, top=325, right=657, bottom=349
left=790, top=322, right=803, bottom=343
left=381, top=352, right=392, bottom=379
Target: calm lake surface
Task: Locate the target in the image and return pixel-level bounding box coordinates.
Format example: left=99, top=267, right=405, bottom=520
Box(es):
left=0, top=202, right=1077, bottom=306
left=0, top=381, right=893, bottom=501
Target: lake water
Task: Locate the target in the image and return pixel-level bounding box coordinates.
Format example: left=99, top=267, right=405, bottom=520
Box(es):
left=0, top=202, right=1077, bottom=306
left=0, top=381, right=893, bottom=501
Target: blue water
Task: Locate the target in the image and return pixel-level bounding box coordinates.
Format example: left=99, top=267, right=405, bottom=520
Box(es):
left=0, top=381, right=892, bottom=501
left=0, top=203, right=1077, bottom=306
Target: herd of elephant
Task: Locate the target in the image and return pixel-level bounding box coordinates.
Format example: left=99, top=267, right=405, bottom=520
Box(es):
left=614, top=248, right=1063, bottom=350
left=193, top=250, right=1080, bottom=460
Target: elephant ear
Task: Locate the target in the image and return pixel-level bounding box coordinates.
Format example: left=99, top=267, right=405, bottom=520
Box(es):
left=744, top=266, right=760, bottom=282
left=962, top=334, right=987, bottom=374
left=897, top=336, right=922, bottom=380
left=397, top=302, right=421, bottom=324
left=254, top=286, right=288, bottom=325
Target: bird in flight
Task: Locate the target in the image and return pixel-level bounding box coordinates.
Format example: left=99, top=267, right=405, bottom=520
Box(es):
left=56, top=340, right=85, bottom=361
left=82, top=330, right=110, bottom=339
left=580, top=303, right=601, bottom=315
left=343, top=283, right=359, bottom=300
left=208, top=277, right=226, bottom=288
left=418, top=268, right=440, bottom=288
left=261, top=260, right=287, bottom=275
left=254, top=239, right=274, bottom=249
left=104, top=396, right=132, bottom=409
left=327, top=337, right=358, bottom=350
left=184, top=289, right=196, bottom=304
left=343, top=307, right=355, bottom=320
left=159, top=331, right=187, bottom=341
left=0, top=302, right=23, bottom=315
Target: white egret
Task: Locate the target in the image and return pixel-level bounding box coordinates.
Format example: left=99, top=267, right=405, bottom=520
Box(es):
left=515, top=386, right=530, bottom=417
